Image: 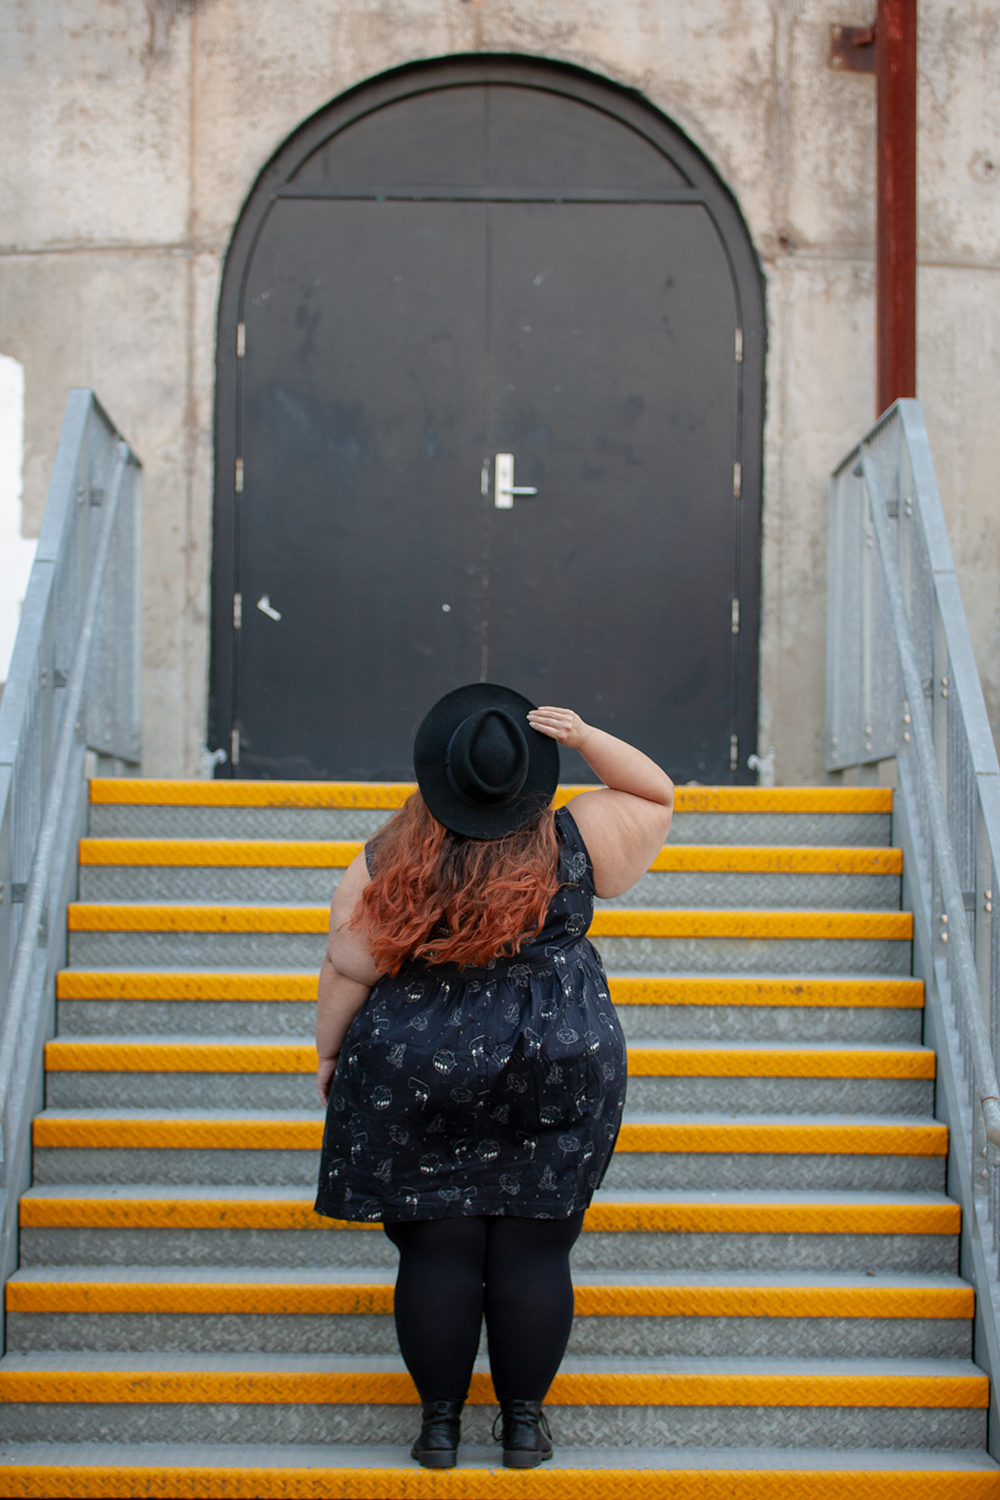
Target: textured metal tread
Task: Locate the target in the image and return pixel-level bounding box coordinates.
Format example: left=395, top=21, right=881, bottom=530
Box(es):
left=78, top=839, right=903, bottom=876
left=41, top=1040, right=939, bottom=1087
left=54, top=971, right=926, bottom=1008
left=29, top=1110, right=949, bottom=1158
left=0, top=1447, right=996, bottom=1500
left=9, top=1265, right=971, bottom=1285
left=0, top=1347, right=986, bottom=1410
left=65, top=904, right=913, bottom=941
left=18, top=1186, right=961, bottom=1236
left=1, top=1440, right=997, bottom=1466
left=89, top=781, right=893, bottom=813
left=5, top=1349, right=978, bottom=1375
left=43, top=1038, right=936, bottom=1080
left=5, top=1268, right=974, bottom=1319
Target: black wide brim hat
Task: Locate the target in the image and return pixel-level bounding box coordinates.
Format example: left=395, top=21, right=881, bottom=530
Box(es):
left=413, top=683, right=561, bottom=840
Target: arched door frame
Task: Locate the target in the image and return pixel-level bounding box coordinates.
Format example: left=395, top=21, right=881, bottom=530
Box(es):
left=210, top=53, right=766, bottom=778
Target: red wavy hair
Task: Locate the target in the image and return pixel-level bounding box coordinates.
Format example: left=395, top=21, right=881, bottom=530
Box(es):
left=352, top=792, right=560, bottom=974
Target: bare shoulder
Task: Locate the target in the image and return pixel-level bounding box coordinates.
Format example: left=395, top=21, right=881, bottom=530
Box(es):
left=326, top=851, right=379, bottom=983
left=565, top=788, right=673, bottom=900
left=330, top=850, right=371, bottom=926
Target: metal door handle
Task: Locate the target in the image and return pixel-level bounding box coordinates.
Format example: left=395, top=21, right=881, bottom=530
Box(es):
left=494, top=453, right=538, bottom=510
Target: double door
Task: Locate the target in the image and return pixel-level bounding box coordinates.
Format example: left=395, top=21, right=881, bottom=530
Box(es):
left=231, top=193, right=743, bottom=782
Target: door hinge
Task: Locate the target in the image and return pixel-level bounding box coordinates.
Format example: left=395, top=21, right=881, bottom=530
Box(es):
left=230, top=727, right=241, bottom=766
left=235, top=457, right=244, bottom=493
left=735, top=328, right=743, bottom=363
left=731, top=598, right=740, bottom=634
left=236, top=322, right=246, bottom=358
left=733, top=461, right=742, bottom=498
left=730, top=733, right=739, bottom=772
left=233, top=592, right=242, bottom=629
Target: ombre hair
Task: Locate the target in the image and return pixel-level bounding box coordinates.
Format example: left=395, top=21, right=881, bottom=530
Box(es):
left=352, top=792, right=560, bottom=975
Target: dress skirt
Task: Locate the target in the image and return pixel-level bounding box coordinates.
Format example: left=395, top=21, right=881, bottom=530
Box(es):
left=315, top=807, right=627, bottom=1223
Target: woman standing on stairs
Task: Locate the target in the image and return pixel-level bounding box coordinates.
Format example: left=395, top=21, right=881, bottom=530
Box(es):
left=314, top=684, right=674, bottom=1469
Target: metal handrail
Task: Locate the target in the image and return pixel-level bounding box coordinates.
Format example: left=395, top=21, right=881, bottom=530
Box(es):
left=0, top=391, right=141, bottom=1337
left=828, top=399, right=1000, bottom=1452
left=0, top=441, right=130, bottom=1137
left=858, top=446, right=1000, bottom=1145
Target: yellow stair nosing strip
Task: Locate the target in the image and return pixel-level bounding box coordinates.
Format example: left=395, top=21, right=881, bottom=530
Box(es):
left=18, top=1196, right=961, bottom=1236
left=0, top=1463, right=993, bottom=1500
left=29, top=1117, right=949, bottom=1157
left=6, top=1280, right=974, bottom=1319
left=67, top=904, right=330, bottom=935
left=43, top=1040, right=936, bottom=1080
left=0, top=1369, right=983, bottom=1409
left=78, top=840, right=364, bottom=868
left=649, top=845, right=902, bottom=874
left=88, top=780, right=422, bottom=809
left=54, top=971, right=926, bottom=1007
left=590, top=910, right=913, bottom=940
left=77, top=839, right=902, bottom=876
left=613, top=1123, right=947, bottom=1156
left=89, top=779, right=893, bottom=814
left=65, top=904, right=914, bottom=941
left=0, top=1464, right=993, bottom=1500
left=624, top=1046, right=935, bottom=1080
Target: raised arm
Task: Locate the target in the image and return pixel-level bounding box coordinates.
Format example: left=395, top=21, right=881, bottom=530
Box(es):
left=527, top=707, right=674, bottom=899
left=315, top=852, right=381, bottom=1106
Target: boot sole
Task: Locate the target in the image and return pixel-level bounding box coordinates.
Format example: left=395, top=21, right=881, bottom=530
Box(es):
left=503, top=1450, right=553, bottom=1469
left=412, top=1450, right=458, bottom=1469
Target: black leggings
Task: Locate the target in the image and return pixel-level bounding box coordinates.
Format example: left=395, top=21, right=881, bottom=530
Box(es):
left=383, top=1212, right=584, bottom=1403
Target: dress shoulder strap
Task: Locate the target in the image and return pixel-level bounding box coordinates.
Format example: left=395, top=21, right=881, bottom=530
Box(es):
left=364, top=835, right=382, bottom=878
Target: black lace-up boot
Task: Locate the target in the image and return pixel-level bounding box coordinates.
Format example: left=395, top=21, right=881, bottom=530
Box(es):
left=410, top=1399, right=464, bottom=1468
left=493, top=1399, right=554, bottom=1468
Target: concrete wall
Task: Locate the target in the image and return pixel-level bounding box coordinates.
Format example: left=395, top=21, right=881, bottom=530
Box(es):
left=1, top=0, right=998, bottom=781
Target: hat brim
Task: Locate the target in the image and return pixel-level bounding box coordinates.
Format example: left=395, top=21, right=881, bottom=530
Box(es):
left=413, top=684, right=561, bottom=839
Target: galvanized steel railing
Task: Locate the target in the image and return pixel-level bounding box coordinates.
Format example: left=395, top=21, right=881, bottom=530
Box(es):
left=0, top=390, right=141, bottom=1310
left=828, top=399, right=1000, bottom=1331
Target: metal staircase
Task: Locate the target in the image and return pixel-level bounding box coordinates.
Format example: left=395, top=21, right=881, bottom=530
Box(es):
left=1, top=393, right=1000, bottom=1495
left=0, top=777, right=994, bottom=1496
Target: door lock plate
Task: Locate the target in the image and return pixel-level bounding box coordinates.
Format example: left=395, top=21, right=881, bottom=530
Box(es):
left=494, top=453, right=538, bottom=509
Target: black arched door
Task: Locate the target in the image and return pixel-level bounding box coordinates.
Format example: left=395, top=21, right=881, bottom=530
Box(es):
left=211, top=59, right=765, bottom=782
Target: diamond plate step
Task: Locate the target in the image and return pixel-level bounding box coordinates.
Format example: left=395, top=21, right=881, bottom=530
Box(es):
left=54, top=972, right=927, bottom=1044
left=76, top=838, right=903, bottom=910
left=85, top=781, right=893, bottom=849
left=16, top=1187, right=960, bottom=1274
left=41, top=1037, right=936, bottom=1117
left=0, top=1445, right=996, bottom=1500
left=64, top=903, right=913, bottom=975
left=0, top=1350, right=986, bottom=1449
left=26, top=1108, right=949, bottom=1194
left=3, top=1268, right=974, bottom=1360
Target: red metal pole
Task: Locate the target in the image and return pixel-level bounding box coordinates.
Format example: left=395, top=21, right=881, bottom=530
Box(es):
left=876, top=0, right=917, bottom=415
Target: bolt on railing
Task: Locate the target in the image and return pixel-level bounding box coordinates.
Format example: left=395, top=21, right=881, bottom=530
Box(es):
left=0, top=391, right=141, bottom=1320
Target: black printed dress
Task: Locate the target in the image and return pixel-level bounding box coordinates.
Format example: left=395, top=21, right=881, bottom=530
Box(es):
left=315, top=807, right=627, bottom=1223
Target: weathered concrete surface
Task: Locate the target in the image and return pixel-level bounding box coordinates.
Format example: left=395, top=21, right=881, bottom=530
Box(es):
left=1, top=0, right=998, bottom=778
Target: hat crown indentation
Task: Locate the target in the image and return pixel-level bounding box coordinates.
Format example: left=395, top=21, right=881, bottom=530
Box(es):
left=445, top=709, right=528, bottom=807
